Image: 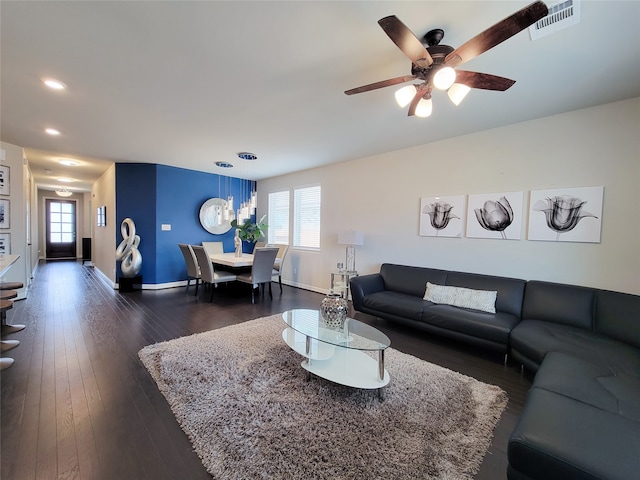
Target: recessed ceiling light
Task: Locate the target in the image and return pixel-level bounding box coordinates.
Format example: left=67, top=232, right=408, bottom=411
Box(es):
left=59, top=159, right=79, bottom=166
left=45, top=128, right=61, bottom=136
left=42, top=78, right=67, bottom=90
left=215, top=161, right=233, bottom=168
left=237, top=152, right=257, bottom=160
left=57, top=177, right=73, bottom=183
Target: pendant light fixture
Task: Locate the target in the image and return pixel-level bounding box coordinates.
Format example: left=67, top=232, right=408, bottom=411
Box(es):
left=55, top=188, right=73, bottom=197
left=237, top=152, right=258, bottom=217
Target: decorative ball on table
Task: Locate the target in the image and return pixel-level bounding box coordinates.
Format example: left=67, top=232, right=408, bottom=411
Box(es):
left=320, top=293, right=348, bottom=330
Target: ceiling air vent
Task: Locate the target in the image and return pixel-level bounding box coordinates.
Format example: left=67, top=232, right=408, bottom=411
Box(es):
left=529, top=0, right=581, bottom=40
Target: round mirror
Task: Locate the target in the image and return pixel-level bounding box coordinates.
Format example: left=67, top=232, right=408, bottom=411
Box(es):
left=199, top=198, right=234, bottom=234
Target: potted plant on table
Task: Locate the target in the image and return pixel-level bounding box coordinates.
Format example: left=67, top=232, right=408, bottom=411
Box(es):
left=231, top=215, right=267, bottom=254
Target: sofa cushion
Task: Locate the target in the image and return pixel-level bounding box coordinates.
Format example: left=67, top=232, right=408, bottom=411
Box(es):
left=533, top=352, right=640, bottom=421
left=522, top=281, right=594, bottom=330
left=508, top=387, right=640, bottom=480
left=595, top=289, right=640, bottom=349
left=424, top=282, right=497, bottom=313
left=445, top=271, right=526, bottom=317
left=361, top=291, right=426, bottom=322
left=510, top=320, right=640, bottom=374
left=422, top=304, right=520, bottom=346
left=380, top=263, right=447, bottom=298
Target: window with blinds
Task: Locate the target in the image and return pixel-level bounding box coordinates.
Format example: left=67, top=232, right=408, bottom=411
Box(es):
left=268, top=190, right=290, bottom=244
left=293, top=185, right=321, bottom=250
left=268, top=185, right=321, bottom=249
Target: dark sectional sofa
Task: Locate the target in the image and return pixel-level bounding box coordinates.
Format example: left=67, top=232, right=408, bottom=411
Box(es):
left=350, top=263, right=640, bottom=480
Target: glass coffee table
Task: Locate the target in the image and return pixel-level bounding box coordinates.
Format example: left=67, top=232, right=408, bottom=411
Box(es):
left=282, top=309, right=390, bottom=397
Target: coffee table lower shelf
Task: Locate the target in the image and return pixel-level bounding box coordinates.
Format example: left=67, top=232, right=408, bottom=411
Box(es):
left=282, top=328, right=390, bottom=390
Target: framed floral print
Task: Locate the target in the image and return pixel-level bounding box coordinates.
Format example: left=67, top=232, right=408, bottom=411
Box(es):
left=466, top=191, right=524, bottom=240
left=0, top=165, right=9, bottom=195
left=419, top=195, right=465, bottom=238
left=0, top=233, right=9, bottom=255
left=528, top=186, right=603, bottom=243
left=0, top=199, right=9, bottom=229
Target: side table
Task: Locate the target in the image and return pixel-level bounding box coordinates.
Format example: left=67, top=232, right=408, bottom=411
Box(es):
left=330, top=270, right=358, bottom=300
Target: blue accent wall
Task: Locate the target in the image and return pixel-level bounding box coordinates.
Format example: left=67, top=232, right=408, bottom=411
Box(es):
left=116, top=163, right=255, bottom=285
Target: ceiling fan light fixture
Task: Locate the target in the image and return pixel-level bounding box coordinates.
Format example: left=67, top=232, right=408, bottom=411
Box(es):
left=394, top=85, right=417, bottom=108
left=433, top=67, right=456, bottom=90
left=414, top=98, right=433, bottom=118
left=447, top=83, right=471, bottom=106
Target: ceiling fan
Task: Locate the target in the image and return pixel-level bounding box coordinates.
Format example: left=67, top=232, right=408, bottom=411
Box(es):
left=344, top=1, right=549, bottom=117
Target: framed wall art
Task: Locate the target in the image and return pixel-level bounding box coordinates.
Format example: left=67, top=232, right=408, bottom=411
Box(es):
left=466, top=191, right=524, bottom=240
left=0, top=233, right=10, bottom=255
left=528, top=186, right=603, bottom=243
left=0, top=165, right=9, bottom=195
left=97, top=206, right=107, bottom=227
left=0, top=199, right=9, bottom=229
left=419, top=195, right=465, bottom=238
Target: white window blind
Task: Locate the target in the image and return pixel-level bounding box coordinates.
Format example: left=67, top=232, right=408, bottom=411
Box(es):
left=293, top=185, right=321, bottom=249
left=268, top=190, right=290, bottom=244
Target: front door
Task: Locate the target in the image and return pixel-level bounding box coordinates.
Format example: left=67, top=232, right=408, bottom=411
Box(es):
left=45, top=199, right=76, bottom=259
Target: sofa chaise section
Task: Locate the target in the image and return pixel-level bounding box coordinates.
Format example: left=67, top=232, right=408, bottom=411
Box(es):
left=507, top=281, right=640, bottom=480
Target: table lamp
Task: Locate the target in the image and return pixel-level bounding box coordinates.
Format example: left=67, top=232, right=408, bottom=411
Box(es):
left=338, top=230, right=364, bottom=273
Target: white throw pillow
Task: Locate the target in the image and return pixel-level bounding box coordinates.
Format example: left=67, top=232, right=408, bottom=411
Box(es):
left=423, top=282, right=497, bottom=314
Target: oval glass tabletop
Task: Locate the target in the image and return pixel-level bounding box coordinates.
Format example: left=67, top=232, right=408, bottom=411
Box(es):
left=282, top=309, right=390, bottom=351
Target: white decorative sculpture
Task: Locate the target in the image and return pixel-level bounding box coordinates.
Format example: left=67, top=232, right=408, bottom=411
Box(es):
left=115, top=217, right=142, bottom=277
left=234, top=229, right=242, bottom=258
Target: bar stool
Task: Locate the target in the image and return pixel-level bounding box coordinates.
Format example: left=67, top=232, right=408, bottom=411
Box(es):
left=0, top=283, right=23, bottom=370
left=0, top=299, right=17, bottom=370
left=0, top=284, right=25, bottom=334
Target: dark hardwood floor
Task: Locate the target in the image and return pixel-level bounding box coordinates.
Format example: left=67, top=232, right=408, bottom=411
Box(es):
left=1, top=260, right=533, bottom=479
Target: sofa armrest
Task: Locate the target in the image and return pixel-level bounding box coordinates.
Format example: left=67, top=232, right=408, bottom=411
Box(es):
left=350, top=274, right=385, bottom=311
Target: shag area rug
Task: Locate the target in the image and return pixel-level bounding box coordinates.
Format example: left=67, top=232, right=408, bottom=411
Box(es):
left=139, top=314, right=507, bottom=479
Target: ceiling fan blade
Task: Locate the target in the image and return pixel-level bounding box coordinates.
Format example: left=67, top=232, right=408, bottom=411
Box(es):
left=407, top=85, right=431, bottom=117
left=344, top=75, right=416, bottom=95
left=378, top=16, right=433, bottom=68
left=445, top=1, right=548, bottom=67
left=455, top=70, right=516, bottom=91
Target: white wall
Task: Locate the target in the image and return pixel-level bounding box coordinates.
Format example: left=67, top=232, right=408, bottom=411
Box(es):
left=258, top=98, right=640, bottom=295
left=0, top=141, right=34, bottom=298
left=92, top=164, right=117, bottom=284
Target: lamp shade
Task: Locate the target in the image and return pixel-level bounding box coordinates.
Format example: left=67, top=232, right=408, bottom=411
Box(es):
left=433, top=67, right=456, bottom=90
left=338, top=230, right=364, bottom=246
left=395, top=85, right=417, bottom=108
left=414, top=98, right=433, bottom=118
left=448, top=83, right=471, bottom=106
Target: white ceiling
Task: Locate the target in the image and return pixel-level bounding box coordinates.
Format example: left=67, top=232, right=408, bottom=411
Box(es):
left=2, top=1, right=639, bottom=193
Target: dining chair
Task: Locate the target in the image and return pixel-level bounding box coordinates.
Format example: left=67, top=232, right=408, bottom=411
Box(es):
left=255, top=241, right=267, bottom=249
left=236, top=247, right=279, bottom=303
left=191, top=246, right=237, bottom=302
left=202, top=241, right=224, bottom=256
left=178, top=243, right=201, bottom=295
left=271, top=244, right=289, bottom=293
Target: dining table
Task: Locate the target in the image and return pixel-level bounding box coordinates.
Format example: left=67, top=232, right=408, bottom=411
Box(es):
left=209, top=251, right=282, bottom=270
left=209, top=252, right=254, bottom=268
